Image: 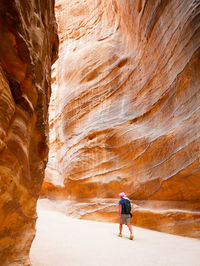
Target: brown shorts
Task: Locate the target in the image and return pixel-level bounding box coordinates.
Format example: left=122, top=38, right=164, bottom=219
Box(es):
left=120, top=214, right=131, bottom=225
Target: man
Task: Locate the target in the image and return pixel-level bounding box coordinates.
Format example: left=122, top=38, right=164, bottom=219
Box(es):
left=118, top=192, right=133, bottom=240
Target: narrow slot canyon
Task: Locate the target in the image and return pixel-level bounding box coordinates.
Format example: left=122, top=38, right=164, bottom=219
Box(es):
left=0, top=0, right=200, bottom=265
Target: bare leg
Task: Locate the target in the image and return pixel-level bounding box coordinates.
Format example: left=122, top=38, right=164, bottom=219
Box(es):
left=127, top=224, right=133, bottom=235
left=119, top=224, right=123, bottom=234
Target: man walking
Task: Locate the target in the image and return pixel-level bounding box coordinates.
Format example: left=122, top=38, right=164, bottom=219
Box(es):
left=118, top=192, right=133, bottom=240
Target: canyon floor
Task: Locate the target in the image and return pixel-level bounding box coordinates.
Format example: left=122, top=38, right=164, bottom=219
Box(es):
left=30, top=200, right=200, bottom=266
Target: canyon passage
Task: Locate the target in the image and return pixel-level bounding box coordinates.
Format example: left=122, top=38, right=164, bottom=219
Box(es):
left=0, top=0, right=199, bottom=265
left=42, top=0, right=200, bottom=239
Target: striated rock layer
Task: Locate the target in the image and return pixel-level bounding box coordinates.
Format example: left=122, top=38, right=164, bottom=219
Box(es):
left=0, top=0, right=58, bottom=265
left=42, top=0, right=200, bottom=236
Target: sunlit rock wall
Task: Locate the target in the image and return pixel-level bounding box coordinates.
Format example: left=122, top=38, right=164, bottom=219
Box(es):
left=0, top=0, right=58, bottom=265
left=43, top=0, right=200, bottom=202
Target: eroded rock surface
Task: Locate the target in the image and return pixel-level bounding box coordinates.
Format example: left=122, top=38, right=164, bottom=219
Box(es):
left=0, top=0, right=58, bottom=265
left=42, top=0, right=200, bottom=236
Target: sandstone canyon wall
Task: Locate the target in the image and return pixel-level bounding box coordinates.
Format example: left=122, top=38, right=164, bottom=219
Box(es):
left=0, top=0, right=58, bottom=265
left=42, top=0, right=200, bottom=237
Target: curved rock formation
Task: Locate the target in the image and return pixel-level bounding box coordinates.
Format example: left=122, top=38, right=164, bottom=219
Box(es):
left=44, top=0, right=200, bottom=200
left=0, top=0, right=58, bottom=265
left=42, top=0, right=200, bottom=236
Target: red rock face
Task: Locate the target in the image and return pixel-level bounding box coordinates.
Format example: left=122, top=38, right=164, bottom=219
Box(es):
left=0, top=0, right=58, bottom=265
left=42, top=0, right=200, bottom=236
left=44, top=0, right=200, bottom=200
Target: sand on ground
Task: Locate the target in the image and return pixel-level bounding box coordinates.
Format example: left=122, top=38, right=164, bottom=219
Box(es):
left=30, top=201, right=200, bottom=266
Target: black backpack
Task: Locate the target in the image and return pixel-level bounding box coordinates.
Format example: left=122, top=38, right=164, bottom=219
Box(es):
left=123, top=199, right=132, bottom=215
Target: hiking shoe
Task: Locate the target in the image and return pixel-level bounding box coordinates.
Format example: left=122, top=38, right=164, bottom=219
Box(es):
left=118, top=233, right=122, bottom=237
left=130, top=234, right=134, bottom=240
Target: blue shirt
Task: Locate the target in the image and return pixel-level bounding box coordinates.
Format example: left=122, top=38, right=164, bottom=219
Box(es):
left=119, top=198, right=129, bottom=214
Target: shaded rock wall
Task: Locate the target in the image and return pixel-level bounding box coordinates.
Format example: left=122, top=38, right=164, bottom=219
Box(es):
left=0, top=0, right=58, bottom=265
left=44, top=0, right=200, bottom=201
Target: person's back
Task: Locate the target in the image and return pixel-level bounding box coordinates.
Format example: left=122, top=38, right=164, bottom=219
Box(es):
left=119, top=198, right=131, bottom=215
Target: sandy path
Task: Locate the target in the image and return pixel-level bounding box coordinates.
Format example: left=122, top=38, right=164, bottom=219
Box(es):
left=30, top=207, right=200, bottom=266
